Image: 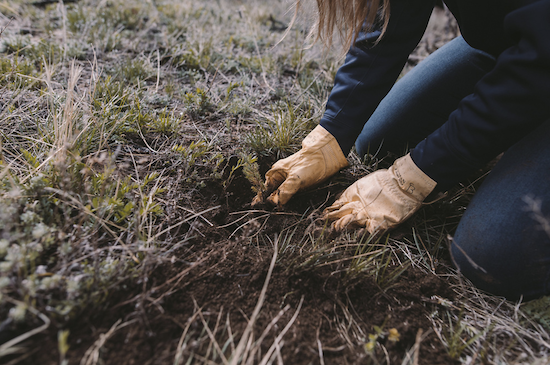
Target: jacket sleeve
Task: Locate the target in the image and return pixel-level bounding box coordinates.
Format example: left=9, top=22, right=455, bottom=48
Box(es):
left=320, top=0, right=435, bottom=155
left=411, top=0, right=550, bottom=190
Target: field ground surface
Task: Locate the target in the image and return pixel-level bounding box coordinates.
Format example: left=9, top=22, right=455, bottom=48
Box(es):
left=0, top=0, right=549, bottom=364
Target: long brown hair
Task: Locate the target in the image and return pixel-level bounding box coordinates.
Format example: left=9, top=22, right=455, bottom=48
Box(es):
left=302, top=0, right=391, bottom=50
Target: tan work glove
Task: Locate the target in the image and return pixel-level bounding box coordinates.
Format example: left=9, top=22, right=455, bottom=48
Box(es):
left=254, top=125, right=349, bottom=206
left=324, top=153, right=436, bottom=233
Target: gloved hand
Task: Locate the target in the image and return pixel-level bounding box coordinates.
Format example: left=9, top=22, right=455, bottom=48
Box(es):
left=324, top=153, right=436, bottom=233
left=253, top=125, right=349, bottom=207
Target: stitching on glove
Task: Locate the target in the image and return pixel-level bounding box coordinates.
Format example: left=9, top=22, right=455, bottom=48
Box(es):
left=380, top=172, right=416, bottom=211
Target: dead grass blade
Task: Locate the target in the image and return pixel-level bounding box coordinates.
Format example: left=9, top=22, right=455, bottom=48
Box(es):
left=228, top=236, right=279, bottom=365
left=246, top=304, right=291, bottom=363
left=194, top=301, right=229, bottom=365
left=174, top=309, right=203, bottom=365
left=257, top=296, right=304, bottom=365
left=80, top=319, right=136, bottom=365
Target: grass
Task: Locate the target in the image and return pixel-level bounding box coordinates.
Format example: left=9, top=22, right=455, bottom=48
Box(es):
left=0, top=0, right=548, bottom=364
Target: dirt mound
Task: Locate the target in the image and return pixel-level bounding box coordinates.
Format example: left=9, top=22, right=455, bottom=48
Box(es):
left=34, top=243, right=456, bottom=364
left=26, top=166, right=457, bottom=365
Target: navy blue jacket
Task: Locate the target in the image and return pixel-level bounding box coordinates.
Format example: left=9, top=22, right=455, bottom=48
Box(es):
left=320, top=0, right=550, bottom=190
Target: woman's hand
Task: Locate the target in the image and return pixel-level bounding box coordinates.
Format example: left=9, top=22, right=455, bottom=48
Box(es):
left=324, top=154, right=436, bottom=233
left=253, top=125, right=348, bottom=207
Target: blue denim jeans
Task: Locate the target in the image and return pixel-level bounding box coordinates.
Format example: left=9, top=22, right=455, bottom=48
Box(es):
left=355, top=36, right=550, bottom=300
left=355, top=36, right=496, bottom=158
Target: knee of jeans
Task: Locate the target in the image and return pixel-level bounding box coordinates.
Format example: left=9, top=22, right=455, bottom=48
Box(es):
left=355, top=138, right=387, bottom=160
left=450, top=234, right=549, bottom=300
left=450, top=238, right=503, bottom=293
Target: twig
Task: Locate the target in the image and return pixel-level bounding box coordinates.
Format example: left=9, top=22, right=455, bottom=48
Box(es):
left=228, top=213, right=270, bottom=238
left=412, top=328, right=423, bottom=365
left=217, top=212, right=253, bottom=228
left=114, top=253, right=210, bottom=309
left=2, top=348, right=39, bottom=365
left=0, top=17, right=13, bottom=38
left=135, top=118, right=159, bottom=154
left=206, top=66, right=219, bottom=95
left=178, top=204, right=214, bottom=227
left=228, top=210, right=301, bottom=216
left=147, top=205, right=221, bottom=243
left=316, top=321, right=325, bottom=365
left=155, top=48, right=160, bottom=93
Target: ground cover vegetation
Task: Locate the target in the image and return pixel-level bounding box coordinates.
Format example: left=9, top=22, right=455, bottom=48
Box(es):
left=0, top=0, right=549, bottom=363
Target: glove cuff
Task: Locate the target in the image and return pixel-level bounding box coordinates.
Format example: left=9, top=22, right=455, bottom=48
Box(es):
left=303, top=125, right=349, bottom=170
left=392, top=154, right=437, bottom=201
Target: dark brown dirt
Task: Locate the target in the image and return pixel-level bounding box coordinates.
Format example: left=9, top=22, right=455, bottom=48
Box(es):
left=19, top=161, right=460, bottom=365
left=27, top=247, right=457, bottom=365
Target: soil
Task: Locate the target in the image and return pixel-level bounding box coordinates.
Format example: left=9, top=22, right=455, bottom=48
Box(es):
left=21, top=160, right=459, bottom=365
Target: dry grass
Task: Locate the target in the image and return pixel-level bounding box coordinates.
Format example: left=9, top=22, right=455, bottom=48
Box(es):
left=0, top=0, right=548, bottom=364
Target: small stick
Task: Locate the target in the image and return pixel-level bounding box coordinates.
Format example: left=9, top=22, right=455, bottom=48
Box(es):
left=0, top=17, right=13, bottom=38
left=413, top=328, right=423, bottom=365
left=155, top=49, right=160, bottom=93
